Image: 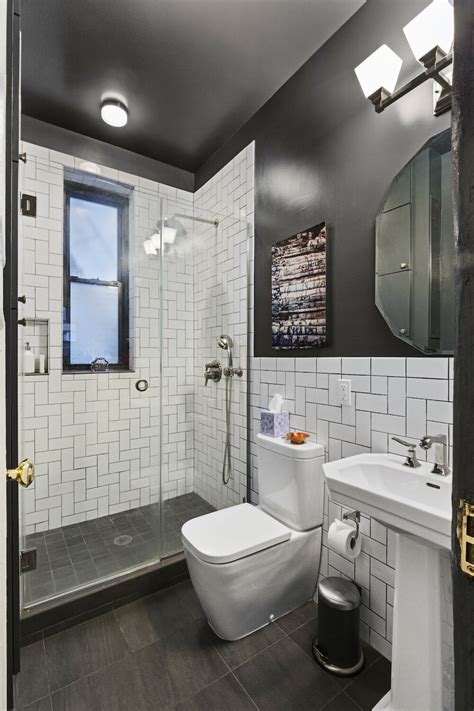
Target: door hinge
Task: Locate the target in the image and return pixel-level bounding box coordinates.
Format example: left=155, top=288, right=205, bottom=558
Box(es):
left=20, top=548, right=37, bottom=574
left=457, top=499, right=474, bottom=577
left=20, top=193, right=36, bottom=217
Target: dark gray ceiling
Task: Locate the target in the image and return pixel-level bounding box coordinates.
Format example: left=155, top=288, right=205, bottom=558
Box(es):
left=21, top=0, right=364, bottom=172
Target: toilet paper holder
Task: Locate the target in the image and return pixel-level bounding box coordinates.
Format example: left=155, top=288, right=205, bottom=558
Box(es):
left=343, top=510, right=360, bottom=541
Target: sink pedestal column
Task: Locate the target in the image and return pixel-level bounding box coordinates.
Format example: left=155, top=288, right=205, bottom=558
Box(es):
left=373, top=533, right=443, bottom=711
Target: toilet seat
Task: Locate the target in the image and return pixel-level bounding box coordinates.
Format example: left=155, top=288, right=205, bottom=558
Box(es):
left=181, top=503, right=291, bottom=564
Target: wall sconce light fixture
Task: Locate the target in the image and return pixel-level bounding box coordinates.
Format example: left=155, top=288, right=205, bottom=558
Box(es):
left=354, top=0, right=453, bottom=116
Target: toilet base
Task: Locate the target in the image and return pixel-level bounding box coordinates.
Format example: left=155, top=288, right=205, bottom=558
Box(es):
left=184, top=525, right=322, bottom=641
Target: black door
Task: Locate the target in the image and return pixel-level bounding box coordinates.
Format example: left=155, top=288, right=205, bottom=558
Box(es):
left=452, top=0, right=474, bottom=709
left=4, top=0, right=21, bottom=708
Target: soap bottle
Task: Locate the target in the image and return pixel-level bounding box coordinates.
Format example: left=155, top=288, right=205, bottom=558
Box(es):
left=23, top=342, right=35, bottom=374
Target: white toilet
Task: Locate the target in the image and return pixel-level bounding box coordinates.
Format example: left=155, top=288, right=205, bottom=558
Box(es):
left=181, top=433, right=325, bottom=640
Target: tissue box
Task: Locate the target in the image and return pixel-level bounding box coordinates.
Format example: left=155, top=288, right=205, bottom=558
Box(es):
left=260, top=409, right=290, bottom=438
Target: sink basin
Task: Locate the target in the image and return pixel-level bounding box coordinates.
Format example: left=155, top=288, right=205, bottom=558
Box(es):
left=323, top=453, right=451, bottom=549
left=322, top=453, right=452, bottom=711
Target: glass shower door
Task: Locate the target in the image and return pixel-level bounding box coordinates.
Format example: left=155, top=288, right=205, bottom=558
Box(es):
left=18, top=155, right=164, bottom=612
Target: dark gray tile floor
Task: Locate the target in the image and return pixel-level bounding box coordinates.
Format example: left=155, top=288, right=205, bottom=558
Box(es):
left=23, top=494, right=215, bottom=603
left=15, top=580, right=391, bottom=711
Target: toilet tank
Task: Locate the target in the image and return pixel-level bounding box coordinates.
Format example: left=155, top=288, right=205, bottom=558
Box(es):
left=257, top=433, right=325, bottom=531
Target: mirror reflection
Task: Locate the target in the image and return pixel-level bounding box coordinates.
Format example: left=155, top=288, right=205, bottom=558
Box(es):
left=376, top=129, right=453, bottom=354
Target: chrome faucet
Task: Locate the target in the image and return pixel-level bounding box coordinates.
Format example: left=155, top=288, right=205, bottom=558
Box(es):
left=391, top=437, right=421, bottom=468
left=419, top=434, right=450, bottom=476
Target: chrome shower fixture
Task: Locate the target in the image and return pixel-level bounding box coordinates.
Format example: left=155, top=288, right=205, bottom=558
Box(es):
left=216, top=334, right=243, bottom=487
left=217, top=334, right=234, bottom=367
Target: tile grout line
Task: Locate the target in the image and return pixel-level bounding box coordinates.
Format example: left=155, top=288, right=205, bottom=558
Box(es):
left=42, top=636, right=52, bottom=699
left=45, top=649, right=133, bottom=700
left=228, top=668, right=261, bottom=710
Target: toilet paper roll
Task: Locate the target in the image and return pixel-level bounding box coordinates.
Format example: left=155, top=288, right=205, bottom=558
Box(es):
left=328, top=519, right=361, bottom=559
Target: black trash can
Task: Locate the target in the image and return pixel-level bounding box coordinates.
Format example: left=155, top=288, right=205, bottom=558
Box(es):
left=313, top=577, right=364, bottom=676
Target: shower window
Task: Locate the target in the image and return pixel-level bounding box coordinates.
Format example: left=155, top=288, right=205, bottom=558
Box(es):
left=63, top=181, right=130, bottom=371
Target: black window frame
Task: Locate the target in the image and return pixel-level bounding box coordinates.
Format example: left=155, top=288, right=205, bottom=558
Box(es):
left=63, top=180, right=131, bottom=372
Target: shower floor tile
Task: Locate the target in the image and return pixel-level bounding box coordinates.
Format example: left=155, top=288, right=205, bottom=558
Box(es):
left=23, top=493, right=215, bottom=604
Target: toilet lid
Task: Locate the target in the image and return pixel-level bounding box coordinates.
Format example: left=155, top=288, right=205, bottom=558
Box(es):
left=181, top=503, right=291, bottom=564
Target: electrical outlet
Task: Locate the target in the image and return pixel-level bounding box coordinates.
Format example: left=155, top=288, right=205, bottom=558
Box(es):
left=338, top=378, right=352, bottom=406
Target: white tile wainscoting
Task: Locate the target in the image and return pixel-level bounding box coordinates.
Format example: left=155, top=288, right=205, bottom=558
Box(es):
left=249, top=355, right=453, bottom=672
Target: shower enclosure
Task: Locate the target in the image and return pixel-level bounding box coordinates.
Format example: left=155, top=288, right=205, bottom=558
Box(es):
left=17, top=146, right=251, bottom=614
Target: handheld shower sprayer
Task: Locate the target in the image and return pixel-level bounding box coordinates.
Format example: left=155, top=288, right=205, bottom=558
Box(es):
left=217, top=334, right=234, bottom=367
left=217, top=335, right=234, bottom=486
left=215, top=335, right=243, bottom=486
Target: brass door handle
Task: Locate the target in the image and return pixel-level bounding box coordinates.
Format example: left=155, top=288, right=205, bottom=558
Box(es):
left=6, top=458, right=35, bottom=487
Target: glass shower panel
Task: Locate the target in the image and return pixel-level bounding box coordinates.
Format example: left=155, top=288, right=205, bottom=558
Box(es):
left=160, top=200, right=250, bottom=558
left=18, top=161, right=164, bottom=613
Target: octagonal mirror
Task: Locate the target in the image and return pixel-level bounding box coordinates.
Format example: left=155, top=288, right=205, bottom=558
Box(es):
left=375, top=129, right=453, bottom=354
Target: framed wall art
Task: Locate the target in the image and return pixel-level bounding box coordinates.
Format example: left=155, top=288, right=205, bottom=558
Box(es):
left=271, top=222, right=327, bottom=350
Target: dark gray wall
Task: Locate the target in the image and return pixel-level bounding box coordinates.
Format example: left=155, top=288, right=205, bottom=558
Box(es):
left=22, top=116, right=194, bottom=192
left=196, top=0, right=451, bottom=357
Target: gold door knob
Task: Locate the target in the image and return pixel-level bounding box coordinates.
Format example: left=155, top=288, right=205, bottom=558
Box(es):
left=6, top=459, right=35, bottom=487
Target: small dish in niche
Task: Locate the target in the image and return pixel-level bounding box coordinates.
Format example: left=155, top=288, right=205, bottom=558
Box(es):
left=287, top=431, right=310, bottom=445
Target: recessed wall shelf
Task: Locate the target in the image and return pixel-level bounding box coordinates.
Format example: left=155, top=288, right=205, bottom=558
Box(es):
left=22, top=318, right=49, bottom=376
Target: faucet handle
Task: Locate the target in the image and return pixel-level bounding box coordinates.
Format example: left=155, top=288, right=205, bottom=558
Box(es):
left=392, top=436, right=421, bottom=468
left=392, top=436, right=417, bottom=449
left=204, top=360, right=222, bottom=386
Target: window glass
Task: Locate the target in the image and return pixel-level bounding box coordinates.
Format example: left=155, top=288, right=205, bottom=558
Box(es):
left=69, top=282, right=119, bottom=364
left=69, top=197, right=119, bottom=281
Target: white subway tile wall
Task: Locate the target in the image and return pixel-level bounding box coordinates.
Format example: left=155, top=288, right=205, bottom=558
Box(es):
left=19, top=142, right=195, bottom=533
left=20, top=141, right=255, bottom=532
left=193, top=143, right=255, bottom=508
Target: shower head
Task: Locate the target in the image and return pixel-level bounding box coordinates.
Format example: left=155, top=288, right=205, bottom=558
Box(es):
left=217, top=335, right=234, bottom=367
left=217, top=335, right=233, bottom=351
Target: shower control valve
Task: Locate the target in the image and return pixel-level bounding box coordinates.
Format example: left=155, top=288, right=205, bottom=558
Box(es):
left=204, top=360, right=222, bottom=386
left=223, top=366, right=244, bottom=378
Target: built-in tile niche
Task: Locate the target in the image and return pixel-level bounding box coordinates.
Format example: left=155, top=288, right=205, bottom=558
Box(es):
left=22, top=318, right=49, bottom=375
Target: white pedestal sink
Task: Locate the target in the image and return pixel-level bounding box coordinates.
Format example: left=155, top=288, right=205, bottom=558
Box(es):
left=323, top=453, right=452, bottom=711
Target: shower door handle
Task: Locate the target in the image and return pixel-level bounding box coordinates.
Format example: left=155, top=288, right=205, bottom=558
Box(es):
left=6, top=458, right=35, bottom=487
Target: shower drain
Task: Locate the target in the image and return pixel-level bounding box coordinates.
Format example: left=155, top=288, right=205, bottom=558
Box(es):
left=114, top=534, right=133, bottom=546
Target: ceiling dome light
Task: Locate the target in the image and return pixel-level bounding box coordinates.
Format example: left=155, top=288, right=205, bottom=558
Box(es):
left=403, top=0, right=454, bottom=62
left=101, top=100, right=128, bottom=127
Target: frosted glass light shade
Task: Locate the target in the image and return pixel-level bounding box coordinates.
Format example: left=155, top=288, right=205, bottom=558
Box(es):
left=143, top=239, right=157, bottom=256
left=150, top=232, right=161, bottom=249
left=162, top=226, right=177, bottom=244
left=403, top=1, right=454, bottom=61
left=101, top=100, right=128, bottom=127
left=354, top=45, right=403, bottom=98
